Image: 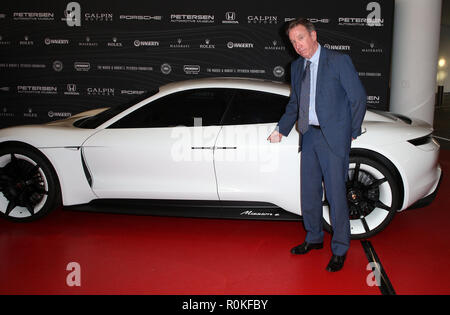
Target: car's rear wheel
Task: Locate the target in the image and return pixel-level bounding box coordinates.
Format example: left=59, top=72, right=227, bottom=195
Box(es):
left=0, top=145, right=60, bottom=222
left=322, top=155, right=401, bottom=239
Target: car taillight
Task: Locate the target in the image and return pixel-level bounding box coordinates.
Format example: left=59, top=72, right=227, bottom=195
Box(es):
left=407, top=134, right=432, bottom=146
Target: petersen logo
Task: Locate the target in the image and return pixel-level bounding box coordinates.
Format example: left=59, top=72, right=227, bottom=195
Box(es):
left=170, top=14, right=214, bottom=24
left=13, top=12, right=54, bottom=21
left=17, top=85, right=57, bottom=95
left=367, top=95, right=381, bottom=105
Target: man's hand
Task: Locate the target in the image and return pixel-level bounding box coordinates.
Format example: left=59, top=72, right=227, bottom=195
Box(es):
left=267, top=130, right=283, bottom=143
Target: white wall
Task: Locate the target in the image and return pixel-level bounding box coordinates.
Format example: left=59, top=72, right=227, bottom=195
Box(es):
left=390, top=0, right=443, bottom=124
left=438, top=0, right=450, bottom=92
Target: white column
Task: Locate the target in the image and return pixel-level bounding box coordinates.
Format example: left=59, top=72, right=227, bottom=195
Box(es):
left=389, top=0, right=442, bottom=125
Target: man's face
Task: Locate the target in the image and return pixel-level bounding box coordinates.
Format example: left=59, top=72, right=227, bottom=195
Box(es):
left=288, top=24, right=318, bottom=59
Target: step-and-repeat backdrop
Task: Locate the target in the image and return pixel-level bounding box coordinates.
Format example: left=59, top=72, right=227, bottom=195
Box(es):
left=0, top=0, right=393, bottom=127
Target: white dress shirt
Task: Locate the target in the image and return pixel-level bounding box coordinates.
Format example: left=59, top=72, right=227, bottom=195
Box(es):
left=305, top=44, right=321, bottom=126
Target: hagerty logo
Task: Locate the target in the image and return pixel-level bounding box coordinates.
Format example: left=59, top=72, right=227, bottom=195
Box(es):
left=227, top=41, right=254, bottom=49
left=134, top=39, right=159, bottom=47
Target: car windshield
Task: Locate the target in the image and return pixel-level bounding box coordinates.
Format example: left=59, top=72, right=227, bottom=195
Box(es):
left=74, top=89, right=159, bottom=128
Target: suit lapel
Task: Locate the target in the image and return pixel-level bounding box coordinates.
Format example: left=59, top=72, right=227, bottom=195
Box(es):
left=316, top=47, right=328, bottom=104
left=294, top=58, right=305, bottom=106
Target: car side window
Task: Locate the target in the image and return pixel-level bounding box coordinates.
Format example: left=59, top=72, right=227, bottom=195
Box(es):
left=221, top=89, right=289, bottom=125
left=109, top=88, right=231, bottom=128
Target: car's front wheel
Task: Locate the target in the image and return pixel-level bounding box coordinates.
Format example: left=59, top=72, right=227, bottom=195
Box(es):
left=322, top=155, right=401, bottom=239
left=0, top=145, right=61, bottom=222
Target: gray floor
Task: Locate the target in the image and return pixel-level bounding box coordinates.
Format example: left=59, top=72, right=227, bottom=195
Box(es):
left=433, top=93, right=450, bottom=149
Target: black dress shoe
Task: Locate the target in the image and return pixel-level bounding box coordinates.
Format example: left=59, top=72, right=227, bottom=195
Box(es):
left=326, top=254, right=346, bottom=272
left=290, top=242, right=323, bottom=255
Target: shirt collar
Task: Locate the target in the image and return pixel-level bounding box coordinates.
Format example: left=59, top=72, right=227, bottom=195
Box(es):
left=307, top=44, right=321, bottom=66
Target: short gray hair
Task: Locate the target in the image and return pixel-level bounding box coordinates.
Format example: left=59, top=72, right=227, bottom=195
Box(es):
left=286, top=18, right=316, bottom=36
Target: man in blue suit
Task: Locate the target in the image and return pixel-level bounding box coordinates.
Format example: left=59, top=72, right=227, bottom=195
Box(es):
left=268, top=18, right=366, bottom=272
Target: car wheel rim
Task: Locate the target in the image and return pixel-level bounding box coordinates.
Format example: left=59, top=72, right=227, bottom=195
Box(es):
left=0, top=153, right=48, bottom=218
left=323, top=162, right=394, bottom=237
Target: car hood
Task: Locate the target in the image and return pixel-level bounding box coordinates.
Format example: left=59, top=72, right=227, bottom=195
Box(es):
left=0, top=108, right=108, bottom=148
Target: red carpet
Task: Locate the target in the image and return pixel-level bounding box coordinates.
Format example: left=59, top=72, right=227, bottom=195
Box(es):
left=368, top=149, right=450, bottom=295
left=1, top=151, right=450, bottom=295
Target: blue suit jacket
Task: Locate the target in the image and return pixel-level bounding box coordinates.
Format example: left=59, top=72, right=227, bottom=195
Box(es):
left=277, top=47, right=367, bottom=158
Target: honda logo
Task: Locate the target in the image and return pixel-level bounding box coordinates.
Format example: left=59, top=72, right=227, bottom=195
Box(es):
left=67, top=84, right=76, bottom=92
left=225, top=12, right=236, bottom=21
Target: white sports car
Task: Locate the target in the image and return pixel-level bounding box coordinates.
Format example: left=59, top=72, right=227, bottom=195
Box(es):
left=0, top=78, right=442, bottom=239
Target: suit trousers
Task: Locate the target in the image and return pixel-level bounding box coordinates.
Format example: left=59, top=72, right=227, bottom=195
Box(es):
left=300, top=126, right=350, bottom=256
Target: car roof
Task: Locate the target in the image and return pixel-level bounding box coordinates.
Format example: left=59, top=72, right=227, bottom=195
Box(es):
left=159, top=77, right=290, bottom=96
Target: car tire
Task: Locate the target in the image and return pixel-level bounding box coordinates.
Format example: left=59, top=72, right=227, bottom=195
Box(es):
left=322, top=155, right=401, bottom=239
left=0, top=145, right=61, bottom=222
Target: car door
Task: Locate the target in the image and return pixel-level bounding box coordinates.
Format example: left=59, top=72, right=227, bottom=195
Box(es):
left=82, top=88, right=231, bottom=200
left=214, top=89, right=301, bottom=214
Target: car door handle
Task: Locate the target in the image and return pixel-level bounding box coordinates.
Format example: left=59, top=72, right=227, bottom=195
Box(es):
left=191, top=146, right=215, bottom=150
left=191, top=146, right=237, bottom=150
